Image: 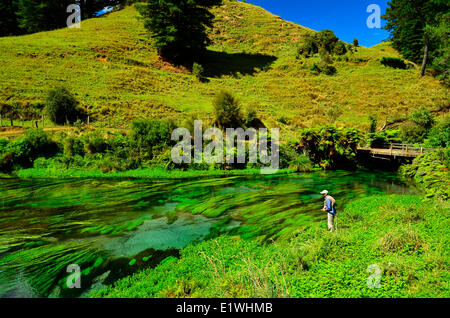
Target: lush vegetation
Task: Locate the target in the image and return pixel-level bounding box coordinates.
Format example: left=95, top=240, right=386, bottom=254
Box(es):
left=0, top=3, right=447, bottom=132
left=383, top=0, right=449, bottom=79
left=136, top=0, right=222, bottom=63
left=0, top=117, right=312, bottom=175
left=91, top=195, right=449, bottom=298
left=400, top=149, right=450, bottom=200
left=295, top=126, right=362, bottom=169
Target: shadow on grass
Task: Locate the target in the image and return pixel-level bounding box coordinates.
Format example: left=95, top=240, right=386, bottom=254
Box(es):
left=201, top=50, right=277, bottom=78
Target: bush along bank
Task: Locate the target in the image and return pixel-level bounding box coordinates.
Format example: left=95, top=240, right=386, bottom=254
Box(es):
left=90, top=195, right=449, bottom=298
left=400, top=149, right=450, bottom=201
left=0, top=121, right=315, bottom=177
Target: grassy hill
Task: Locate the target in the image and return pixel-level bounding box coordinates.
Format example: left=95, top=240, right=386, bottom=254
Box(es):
left=0, top=0, right=448, bottom=137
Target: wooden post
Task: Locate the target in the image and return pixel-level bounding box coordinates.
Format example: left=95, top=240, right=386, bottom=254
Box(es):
left=390, top=143, right=393, bottom=155
left=87, top=116, right=90, bottom=126
left=421, top=147, right=423, bottom=154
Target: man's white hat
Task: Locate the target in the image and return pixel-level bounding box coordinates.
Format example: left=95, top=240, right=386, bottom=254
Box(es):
left=320, top=190, right=328, bottom=195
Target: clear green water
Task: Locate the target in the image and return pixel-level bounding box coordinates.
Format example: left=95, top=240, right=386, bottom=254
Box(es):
left=0, top=170, right=415, bottom=298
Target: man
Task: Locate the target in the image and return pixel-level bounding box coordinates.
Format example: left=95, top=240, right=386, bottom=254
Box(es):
left=321, top=190, right=337, bottom=232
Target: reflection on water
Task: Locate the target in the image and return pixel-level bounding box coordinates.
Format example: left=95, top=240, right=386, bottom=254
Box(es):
left=0, top=170, right=415, bottom=297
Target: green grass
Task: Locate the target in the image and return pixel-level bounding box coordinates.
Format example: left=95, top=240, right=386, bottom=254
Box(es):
left=0, top=1, right=448, bottom=138
left=90, top=194, right=450, bottom=298
left=15, top=167, right=295, bottom=179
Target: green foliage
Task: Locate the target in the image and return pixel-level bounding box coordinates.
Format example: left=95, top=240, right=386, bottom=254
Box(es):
left=369, top=115, right=378, bottom=133
left=91, top=195, right=450, bottom=298
left=136, top=0, right=222, bottom=62
left=82, top=130, right=110, bottom=154
left=380, top=57, right=407, bottom=69
left=425, top=115, right=450, bottom=148
left=400, top=107, right=435, bottom=143
left=213, top=90, right=244, bottom=129
left=365, top=129, right=401, bottom=148
left=410, top=106, right=435, bottom=129
left=192, top=62, right=205, bottom=81
left=400, top=149, right=450, bottom=200
left=430, top=12, right=450, bottom=84
left=315, top=29, right=339, bottom=53
left=0, top=0, right=21, bottom=36
left=298, top=126, right=362, bottom=169
left=130, top=118, right=176, bottom=160
left=353, top=38, right=359, bottom=48
left=0, top=129, right=58, bottom=171
left=383, top=0, right=449, bottom=75
left=297, top=34, right=318, bottom=58
left=297, top=29, right=345, bottom=58
left=45, top=87, right=85, bottom=125
left=333, top=41, right=347, bottom=56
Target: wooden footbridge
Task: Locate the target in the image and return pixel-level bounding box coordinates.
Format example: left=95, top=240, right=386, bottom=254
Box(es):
left=357, top=143, right=434, bottom=159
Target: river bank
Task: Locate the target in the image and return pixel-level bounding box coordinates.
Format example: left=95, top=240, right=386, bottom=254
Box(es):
left=91, top=194, right=450, bottom=298
left=12, top=167, right=298, bottom=180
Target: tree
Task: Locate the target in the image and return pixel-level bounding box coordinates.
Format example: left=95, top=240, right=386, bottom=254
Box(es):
left=315, top=29, right=339, bottom=54
left=136, top=0, right=222, bottom=63
left=333, top=41, right=347, bottom=56
left=353, top=38, right=359, bottom=47
left=213, top=90, right=244, bottom=130
left=383, top=0, right=449, bottom=76
left=0, top=0, right=21, bottom=36
left=430, top=12, right=450, bottom=84
left=45, top=87, right=84, bottom=125
left=16, top=0, right=74, bottom=33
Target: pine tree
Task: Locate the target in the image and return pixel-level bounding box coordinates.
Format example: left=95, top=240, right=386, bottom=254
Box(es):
left=137, top=0, right=222, bottom=63
left=0, top=0, right=21, bottom=36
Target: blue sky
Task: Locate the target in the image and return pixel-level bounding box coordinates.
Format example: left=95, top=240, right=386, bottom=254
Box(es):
left=244, top=0, right=390, bottom=47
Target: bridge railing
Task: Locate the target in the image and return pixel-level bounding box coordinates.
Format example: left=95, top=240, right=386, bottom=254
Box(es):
left=380, top=143, right=435, bottom=154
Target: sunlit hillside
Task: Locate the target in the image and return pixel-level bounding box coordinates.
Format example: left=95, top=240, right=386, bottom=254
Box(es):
left=0, top=0, right=448, bottom=136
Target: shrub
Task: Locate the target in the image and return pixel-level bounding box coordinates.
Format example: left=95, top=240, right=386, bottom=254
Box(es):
left=318, top=61, right=337, bottom=75
left=0, top=129, right=58, bottom=171
left=288, top=154, right=313, bottom=172
left=425, top=115, right=450, bottom=148
left=213, top=91, right=244, bottom=129
left=400, top=107, right=435, bottom=143
left=380, top=57, right=407, bottom=69
left=130, top=118, right=175, bottom=159
left=244, top=107, right=265, bottom=129
left=297, top=35, right=318, bottom=58
left=400, top=122, right=428, bottom=143
left=353, top=38, right=359, bottom=48
left=410, top=107, right=435, bottom=130
left=369, top=115, right=378, bottom=133
left=83, top=130, right=109, bottom=155
left=400, top=149, right=450, bottom=200
left=333, top=41, right=347, bottom=56
left=315, top=29, right=339, bottom=53
left=45, top=87, right=85, bottom=125
left=63, top=136, right=85, bottom=158
left=297, top=30, right=340, bottom=58
left=298, top=125, right=362, bottom=169
left=192, top=62, right=204, bottom=81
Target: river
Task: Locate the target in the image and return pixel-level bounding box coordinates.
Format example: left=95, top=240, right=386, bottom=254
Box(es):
left=0, top=170, right=415, bottom=297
